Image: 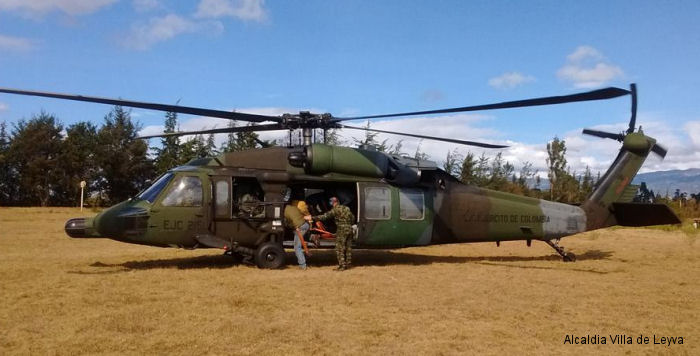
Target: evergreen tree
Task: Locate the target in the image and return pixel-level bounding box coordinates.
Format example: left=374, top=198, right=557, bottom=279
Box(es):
left=579, top=166, right=594, bottom=201
left=205, top=133, right=218, bottom=156
left=388, top=139, right=404, bottom=156
left=459, top=152, right=478, bottom=185
left=475, top=153, right=490, bottom=186
left=0, top=121, right=15, bottom=205
left=485, top=152, right=513, bottom=191
left=546, top=136, right=576, bottom=202
left=7, top=112, right=64, bottom=206
left=220, top=121, right=261, bottom=152
left=413, top=140, right=430, bottom=161
left=96, top=106, right=154, bottom=204
left=354, top=120, right=391, bottom=152
left=56, top=122, right=99, bottom=206
left=153, top=111, right=180, bottom=175
left=516, top=161, right=535, bottom=195
left=442, top=148, right=462, bottom=177
left=323, top=128, right=343, bottom=146
left=221, top=121, right=238, bottom=152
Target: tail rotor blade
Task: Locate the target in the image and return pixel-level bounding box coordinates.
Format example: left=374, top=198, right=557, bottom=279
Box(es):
left=651, top=143, right=667, bottom=158
left=582, top=128, right=625, bottom=141
left=628, top=84, right=637, bottom=134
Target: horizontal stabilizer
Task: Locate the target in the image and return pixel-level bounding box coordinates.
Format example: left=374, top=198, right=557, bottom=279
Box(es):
left=611, top=203, right=681, bottom=226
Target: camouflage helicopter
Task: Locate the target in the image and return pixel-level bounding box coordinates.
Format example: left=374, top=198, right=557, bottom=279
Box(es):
left=0, top=84, right=680, bottom=268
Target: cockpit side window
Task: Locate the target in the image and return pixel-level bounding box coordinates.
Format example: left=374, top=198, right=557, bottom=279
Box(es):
left=137, top=173, right=173, bottom=203
left=161, top=176, right=203, bottom=207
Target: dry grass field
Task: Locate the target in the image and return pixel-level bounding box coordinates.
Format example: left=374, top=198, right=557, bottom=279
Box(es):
left=1, top=207, right=698, bottom=355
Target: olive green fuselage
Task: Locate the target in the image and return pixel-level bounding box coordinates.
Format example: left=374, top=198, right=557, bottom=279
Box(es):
left=68, top=145, right=588, bottom=250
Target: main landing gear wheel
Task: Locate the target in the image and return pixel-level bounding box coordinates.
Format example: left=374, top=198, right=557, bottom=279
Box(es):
left=563, top=252, right=576, bottom=262
left=254, top=242, right=286, bottom=269
left=545, top=239, right=576, bottom=262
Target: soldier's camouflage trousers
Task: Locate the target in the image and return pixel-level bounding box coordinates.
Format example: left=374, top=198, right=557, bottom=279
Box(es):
left=335, top=226, right=353, bottom=267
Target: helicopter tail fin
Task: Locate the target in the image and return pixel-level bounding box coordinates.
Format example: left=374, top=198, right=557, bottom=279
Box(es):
left=581, top=132, right=680, bottom=230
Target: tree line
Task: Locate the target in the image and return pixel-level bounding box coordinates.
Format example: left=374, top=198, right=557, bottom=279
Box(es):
left=0, top=107, right=264, bottom=207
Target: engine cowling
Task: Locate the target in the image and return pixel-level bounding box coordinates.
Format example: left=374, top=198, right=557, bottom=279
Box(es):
left=289, top=144, right=420, bottom=184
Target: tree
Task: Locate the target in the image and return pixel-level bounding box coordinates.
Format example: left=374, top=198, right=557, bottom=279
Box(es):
left=153, top=111, right=180, bottom=175
left=353, top=120, right=392, bottom=152
left=475, top=153, right=490, bottom=186
left=546, top=136, right=577, bottom=202
left=515, top=161, right=536, bottom=195
left=442, top=148, right=462, bottom=177
left=7, top=112, right=64, bottom=206
left=413, top=140, right=430, bottom=161
left=96, top=106, right=154, bottom=204
left=485, top=152, right=513, bottom=191
left=0, top=121, right=16, bottom=205
left=579, top=166, right=594, bottom=201
left=220, top=121, right=261, bottom=152
left=459, top=152, right=477, bottom=184
left=180, top=134, right=208, bottom=163
left=205, top=133, right=218, bottom=156
left=56, top=122, right=99, bottom=206
left=324, top=128, right=342, bottom=146
left=634, top=182, right=654, bottom=203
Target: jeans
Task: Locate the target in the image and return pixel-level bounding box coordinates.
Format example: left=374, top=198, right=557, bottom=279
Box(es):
left=293, top=222, right=310, bottom=268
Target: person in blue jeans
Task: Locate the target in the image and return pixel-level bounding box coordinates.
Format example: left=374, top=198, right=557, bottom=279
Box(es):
left=284, top=204, right=311, bottom=269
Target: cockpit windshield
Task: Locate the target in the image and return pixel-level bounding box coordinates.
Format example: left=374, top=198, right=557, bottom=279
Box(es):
left=137, top=172, right=174, bottom=203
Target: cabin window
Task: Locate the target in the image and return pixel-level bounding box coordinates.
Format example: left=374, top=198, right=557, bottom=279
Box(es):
left=137, top=172, right=173, bottom=203
left=399, top=188, right=424, bottom=220
left=215, top=180, right=231, bottom=217
left=161, top=176, right=203, bottom=207
left=364, top=187, right=391, bottom=220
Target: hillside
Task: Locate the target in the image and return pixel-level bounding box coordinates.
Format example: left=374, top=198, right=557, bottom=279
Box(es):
left=633, top=168, right=700, bottom=195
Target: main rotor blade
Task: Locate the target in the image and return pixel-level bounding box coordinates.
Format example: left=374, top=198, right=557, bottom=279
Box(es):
left=138, top=123, right=284, bottom=139
left=335, top=87, right=631, bottom=121
left=0, top=87, right=282, bottom=123
left=627, top=83, right=637, bottom=134
left=651, top=144, right=667, bottom=159
left=582, top=128, right=625, bottom=141
left=340, top=124, right=508, bottom=149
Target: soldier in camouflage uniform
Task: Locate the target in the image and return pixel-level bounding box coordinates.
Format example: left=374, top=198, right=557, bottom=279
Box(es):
left=310, top=196, right=355, bottom=270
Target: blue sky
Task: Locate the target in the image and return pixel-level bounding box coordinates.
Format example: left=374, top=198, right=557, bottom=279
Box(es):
left=1, top=0, right=699, bottom=175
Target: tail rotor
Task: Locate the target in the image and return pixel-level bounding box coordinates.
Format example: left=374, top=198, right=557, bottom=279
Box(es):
left=581, top=84, right=667, bottom=158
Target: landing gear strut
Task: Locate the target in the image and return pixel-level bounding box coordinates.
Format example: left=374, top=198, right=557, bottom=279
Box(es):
left=545, top=239, right=576, bottom=262
left=224, top=244, right=255, bottom=265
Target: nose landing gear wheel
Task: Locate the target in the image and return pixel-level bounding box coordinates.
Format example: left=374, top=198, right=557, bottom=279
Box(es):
left=254, top=242, right=286, bottom=269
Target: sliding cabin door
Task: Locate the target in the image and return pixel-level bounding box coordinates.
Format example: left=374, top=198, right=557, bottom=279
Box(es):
left=356, top=182, right=433, bottom=247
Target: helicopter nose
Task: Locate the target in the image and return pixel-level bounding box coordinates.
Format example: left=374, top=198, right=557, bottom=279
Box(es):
left=65, top=217, right=102, bottom=238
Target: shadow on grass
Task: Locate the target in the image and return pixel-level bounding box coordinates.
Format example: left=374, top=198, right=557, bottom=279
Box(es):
left=75, top=248, right=614, bottom=272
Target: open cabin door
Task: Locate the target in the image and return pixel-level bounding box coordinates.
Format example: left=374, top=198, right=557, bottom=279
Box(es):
left=209, top=175, right=270, bottom=247
left=356, top=182, right=433, bottom=247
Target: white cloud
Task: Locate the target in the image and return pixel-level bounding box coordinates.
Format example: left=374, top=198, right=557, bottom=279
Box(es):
left=0, top=0, right=117, bottom=17
left=122, top=14, right=223, bottom=50
left=488, top=72, right=535, bottom=89
left=0, top=102, right=8, bottom=112
left=685, top=121, right=700, bottom=147
left=557, top=45, right=623, bottom=88
left=195, top=0, right=267, bottom=22
left=132, top=0, right=161, bottom=13
left=0, top=34, right=35, bottom=51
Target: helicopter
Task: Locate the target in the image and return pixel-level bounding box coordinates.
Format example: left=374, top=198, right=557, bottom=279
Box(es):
left=0, top=84, right=680, bottom=268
